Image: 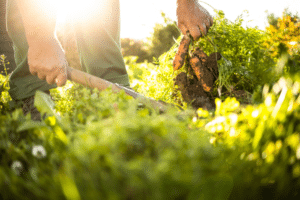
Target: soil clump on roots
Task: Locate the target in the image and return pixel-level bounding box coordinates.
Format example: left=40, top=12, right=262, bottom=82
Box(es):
left=173, top=35, right=221, bottom=110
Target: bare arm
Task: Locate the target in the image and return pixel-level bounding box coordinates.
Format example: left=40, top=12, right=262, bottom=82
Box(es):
left=16, top=0, right=67, bottom=86
left=16, top=0, right=58, bottom=44
left=177, top=0, right=213, bottom=40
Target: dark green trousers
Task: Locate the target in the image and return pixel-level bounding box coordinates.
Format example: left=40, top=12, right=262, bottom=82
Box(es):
left=6, top=0, right=129, bottom=101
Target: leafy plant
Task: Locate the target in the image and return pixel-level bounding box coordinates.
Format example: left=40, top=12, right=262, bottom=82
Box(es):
left=121, top=38, right=150, bottom=63
left=0, top=55, right=11, bottom=112
left=1, top=7, right=300, bottom=200
left=195, top=10, right=277, bottom=94
left=203, top=74, right=300, bottom=199
left=147, top=12, right=181, bottom=61
left=1, top=69, right=300, bottom=199
left=263, top=9, right=300, bottom=75
left=127, top=10, right=280, bottom=107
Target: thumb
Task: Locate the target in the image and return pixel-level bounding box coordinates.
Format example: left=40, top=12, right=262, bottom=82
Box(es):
left=178, top=23, right=189, bottom=35
left=55, top=71, right=67, bottom=87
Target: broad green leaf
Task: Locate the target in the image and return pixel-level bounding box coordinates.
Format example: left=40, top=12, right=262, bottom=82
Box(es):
left=253, top=122, right=265, bottom=150
left=59, top=169, right=81, bottom=200
left=34, top=91, right=63, bottom=125
left=17, top=120, right=46, bottom=132
left=54, top=125, right=69, bottom=145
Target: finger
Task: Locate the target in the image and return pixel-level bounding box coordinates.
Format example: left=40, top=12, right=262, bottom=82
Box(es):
left=199, top=23, right=207, bottom=36
left=188, top=25, right=201, bottom=40
left=205, top=17, right=211, bottom=28
left=29, top=67, right=38, bottom=76
left=204, top=15, right=214, bottom=30
left=37, top=73, right=46, bottom=80
left=30, top=70, right=38, bottom=76
left=55, top=71, right=67, bottom=87
left=178, top=23, right=189, bottom=35
left=46, top=73, right=57, bottom=85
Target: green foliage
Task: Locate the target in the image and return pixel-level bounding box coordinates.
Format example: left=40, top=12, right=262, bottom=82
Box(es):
left=0, top=83, right=233, bottom=199
left=1, top=69, right=300, bottom=199
left=121, top=38, right=150, bottom=63
left=263, top=9, right=300, bottom=76
left=125, top=40, right=182, bottom=107
left=0, top=55, right=11, bottom=113
left=147, top=13, right=180, bottom=61
left=195, top=10, right=277, bottom=93
left=202, top=74, right=300, bottom=199
left=0, top=54, right=10, bottom=76
left=266, top=8, right=300, bottom=29
left=275, top=43, right=300, bottom=75
left=120, top=13, right=180, bottom=63
left=126, top=10, right=284, bottom=107
left=1, top=8, right=300, bottom=200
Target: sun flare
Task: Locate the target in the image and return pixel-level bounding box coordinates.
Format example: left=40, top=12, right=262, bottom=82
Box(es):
left=56, top=0, right=106, bottom=24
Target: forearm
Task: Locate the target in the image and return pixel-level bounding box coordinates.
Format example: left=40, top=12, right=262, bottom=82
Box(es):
left=177, top=0, right=196, bottom=5
left=177, top=0, right=202, bottom=11
left=16, top=0, right=58, bottom=46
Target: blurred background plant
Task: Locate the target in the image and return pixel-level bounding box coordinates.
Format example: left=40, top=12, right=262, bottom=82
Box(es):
left=121, top=12, right=180, bottom=63
left=1, top=61, right=299, bottom=200
left=0, top=55, right=11, bottom=113
left=1, top=6, right=300, bottom=200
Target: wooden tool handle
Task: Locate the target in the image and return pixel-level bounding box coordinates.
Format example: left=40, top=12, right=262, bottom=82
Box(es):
left=67, top=67, right=123, bottom=93
left=66, top=67, right=167, bottom=112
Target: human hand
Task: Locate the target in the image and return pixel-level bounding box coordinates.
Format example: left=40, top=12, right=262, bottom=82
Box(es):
left=28, top=38, right=68, bottom=87
left=177, top=0, right=213, bottom=40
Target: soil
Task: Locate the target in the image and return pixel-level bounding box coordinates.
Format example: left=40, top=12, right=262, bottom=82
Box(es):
left=175, top=72, right=214, bottom=110
left=223, top=89, right=252, bottom=104
left=173, top=38, right=221, bottom=110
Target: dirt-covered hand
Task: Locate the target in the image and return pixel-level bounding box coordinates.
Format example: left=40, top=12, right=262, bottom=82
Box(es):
left=28, top=38, right=68, bottom=87
left=177, top=0, right=213, bottom=40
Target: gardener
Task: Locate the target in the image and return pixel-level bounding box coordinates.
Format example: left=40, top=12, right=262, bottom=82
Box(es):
left=6, top=0, right=213, bottom=120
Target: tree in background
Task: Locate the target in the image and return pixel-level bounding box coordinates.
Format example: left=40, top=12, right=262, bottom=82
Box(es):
left=147, top=13, right=180, bottom=62
left=264, top=9, right=300, bottom=58
left=264, top=9, right=300, bottom=74
left=121, top=13, right=180, bottom=63
left=267, top=9, right=300, bottom=29
left=121, top=38, right=149, bottom=63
